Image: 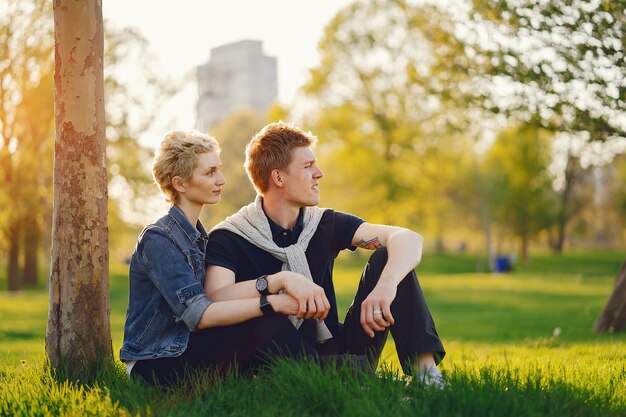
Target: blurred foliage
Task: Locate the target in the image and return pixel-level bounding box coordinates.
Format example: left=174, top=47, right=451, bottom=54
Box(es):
left=303, top=0, right=477, bottom=247
left=300, top=0, right=625, bottom=262
left=2, top=0, right=625, bottom=290
left=103, top=25, right=176, bottom=260
left=201, top=109, right=268, bottom=228
left=484, top=125, right=554, bottom=262
left=469, top=0, right=625, bottom=141
left=0, top=0, right=54, bottom=290
left=0, top=0, right=173, bottom=288
left=466, top=0, right=626, bottom=258
left=614, top=155, right=626, bottom=221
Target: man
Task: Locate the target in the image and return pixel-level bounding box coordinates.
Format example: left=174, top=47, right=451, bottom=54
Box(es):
left=205, top=122, right=445, bottom=385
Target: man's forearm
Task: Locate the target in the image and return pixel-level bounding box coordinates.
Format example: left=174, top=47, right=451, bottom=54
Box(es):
left=207, top=273, right=284, bottom=301
left=378, top=229, right=423, bottom=287
left=356, top=227, right=423, bottom=337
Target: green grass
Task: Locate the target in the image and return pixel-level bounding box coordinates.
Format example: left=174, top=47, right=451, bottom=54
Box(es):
left=2, top=354, right=624, bottom=417
left=1, top=249, right=626, bottom=416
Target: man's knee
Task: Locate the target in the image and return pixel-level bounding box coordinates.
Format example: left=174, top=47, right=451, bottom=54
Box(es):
left=359, top=248, right=388, bottom=287
left=368, top=247, right=389, bottom=267
left=364, top=247, right=419, bottom=287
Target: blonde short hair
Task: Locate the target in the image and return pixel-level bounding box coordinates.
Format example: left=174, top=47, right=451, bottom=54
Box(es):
left=245, top=122, right=317, bottom=195
left=152, top=130, right=220, bottom=203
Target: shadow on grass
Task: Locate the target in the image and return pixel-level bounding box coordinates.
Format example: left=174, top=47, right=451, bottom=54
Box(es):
left=0, top=329, right=43, bottom=341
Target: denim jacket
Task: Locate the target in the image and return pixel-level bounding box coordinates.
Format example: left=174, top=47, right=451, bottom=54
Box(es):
left=120, top=205, right=212, bottom=361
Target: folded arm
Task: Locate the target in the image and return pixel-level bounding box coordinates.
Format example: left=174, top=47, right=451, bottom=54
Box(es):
left=352, top=223, right=424, bottom=337
left=196, top=294, right=299, bottom=329
left=205, top=265, right=330, bottom=320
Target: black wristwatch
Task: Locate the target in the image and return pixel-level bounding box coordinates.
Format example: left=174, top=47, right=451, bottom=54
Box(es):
left=260, top=295, right=274, bottom=315
left=255, top=274, right=270, bottom=296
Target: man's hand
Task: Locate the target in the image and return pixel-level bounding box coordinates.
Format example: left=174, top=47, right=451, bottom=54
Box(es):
left=274, top=271, right=330, bottom=320
left=360, top=282, right=397, bottom=337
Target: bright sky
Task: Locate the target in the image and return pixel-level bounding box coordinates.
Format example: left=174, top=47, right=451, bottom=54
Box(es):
left=103, top=0, right=353, bottom=142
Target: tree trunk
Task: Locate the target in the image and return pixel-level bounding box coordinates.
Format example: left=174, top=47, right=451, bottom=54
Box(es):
left=554, top=219, right=566, bottom=252
left=552, top=154, right=578, bottom=253
left=593, top=259, right=626, bottom=333
left=485, top=226, right=495, bottom=272
left=479, top=172, right=495, bottom=272
left=22, top=215, right=39, bottom=287
left=435, top=232, right=445, bottom=254
left=7, top=223, right=21, bottom=291
left=46, top=0, right=111, bottom=377
left=520, top=232, right=529, bottom=266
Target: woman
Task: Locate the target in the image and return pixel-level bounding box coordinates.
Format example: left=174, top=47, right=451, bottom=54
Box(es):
left=120, top=131, right=317, bottom=386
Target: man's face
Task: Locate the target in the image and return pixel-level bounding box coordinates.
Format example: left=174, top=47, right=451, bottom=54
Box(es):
left=279, top=146, right=324, bottom=207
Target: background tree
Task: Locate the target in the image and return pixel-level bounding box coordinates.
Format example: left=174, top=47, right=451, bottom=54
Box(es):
left=0, top=2, right=172, bottom=289
left=612, top=155, right=626, bottom=230
left=103, top=25, right=176, bottom=260
left=14, top=58, right=54, bottom=286
left=545, top=135, right=594, bottom=251
left=465, top=0, right=626, bottom=250
left=46, top=0, right=111, bottom=375
left=0, top=0, right=54, bottom=290
left=484, top=125, right=554, bottom=263
left=303, top=0, right=477, bottom=246
left=464, top=0, right=625, bottom=333
left=202, top=109, right=266, bottom=227
left=591, top=155, right=626, bottom=333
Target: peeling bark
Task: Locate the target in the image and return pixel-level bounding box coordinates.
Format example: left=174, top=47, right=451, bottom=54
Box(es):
left=46, top=0, right=111, bottom=376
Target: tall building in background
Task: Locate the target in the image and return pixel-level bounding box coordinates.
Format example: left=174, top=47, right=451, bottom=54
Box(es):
left=196, top=40, right=277, bottom=131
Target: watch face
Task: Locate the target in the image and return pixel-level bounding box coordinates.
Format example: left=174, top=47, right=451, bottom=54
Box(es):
left=256, top=276, right=268, bottom=292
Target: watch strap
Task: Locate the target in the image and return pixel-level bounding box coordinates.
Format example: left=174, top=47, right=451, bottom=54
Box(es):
left=260, top=295, right=274, bottom=315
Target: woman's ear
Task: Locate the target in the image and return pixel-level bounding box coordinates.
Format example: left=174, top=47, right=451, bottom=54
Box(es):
left=172, top=176, right=186, bottom=193
left=270, top=169, right=284, bottom=189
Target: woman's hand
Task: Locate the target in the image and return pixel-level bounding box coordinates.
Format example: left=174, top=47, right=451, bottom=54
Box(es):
left=268, top=293, right=300, bottom=316
left=271, top=271, right=330, bottom=320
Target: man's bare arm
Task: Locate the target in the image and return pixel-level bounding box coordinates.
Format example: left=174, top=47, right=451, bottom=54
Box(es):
left=352, top=223, right=423, bottom=276
left=351, top=223, right=424, bottom=336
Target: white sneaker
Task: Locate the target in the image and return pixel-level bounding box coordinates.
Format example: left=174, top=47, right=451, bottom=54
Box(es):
left=418, top=367, right=445, bottom=389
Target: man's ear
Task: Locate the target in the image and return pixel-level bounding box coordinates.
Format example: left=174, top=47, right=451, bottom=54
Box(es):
left=270, top=169, right=284, bottom=188
left=172, top=176, right=186, bottom=193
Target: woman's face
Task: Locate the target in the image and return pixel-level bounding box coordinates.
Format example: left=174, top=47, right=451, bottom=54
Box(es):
left=180, top=151, right=226, bottom=206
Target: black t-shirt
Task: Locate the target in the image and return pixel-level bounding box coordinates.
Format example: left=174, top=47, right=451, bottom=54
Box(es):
left=205, top=209, right=364, bottom=344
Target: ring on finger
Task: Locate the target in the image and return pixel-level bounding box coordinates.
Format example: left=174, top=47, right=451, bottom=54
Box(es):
left=373, top=309, right=382, bottom=315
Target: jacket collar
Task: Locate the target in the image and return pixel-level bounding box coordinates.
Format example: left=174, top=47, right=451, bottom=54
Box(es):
left=168, top=204, right=207, bottom=244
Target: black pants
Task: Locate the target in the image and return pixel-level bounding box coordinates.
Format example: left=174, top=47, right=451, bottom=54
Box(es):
left=317, top=248, right=445, bottom=375
left=131, top=314, right=318, bottom=386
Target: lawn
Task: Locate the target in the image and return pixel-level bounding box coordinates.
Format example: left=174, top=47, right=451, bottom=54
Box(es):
left=1, top=249, right=625, bottom=416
